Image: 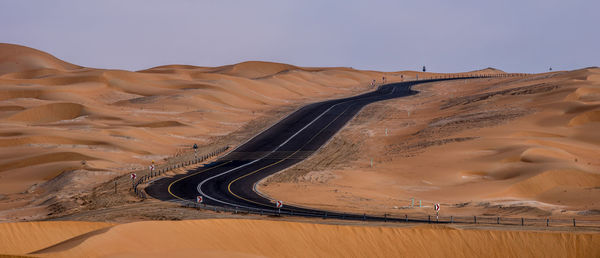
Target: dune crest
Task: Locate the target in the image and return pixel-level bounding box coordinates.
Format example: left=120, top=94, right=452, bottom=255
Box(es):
left=0, top=43, right=80, bottom=76
left=500, top=169, right=600, bottom=198
left=21, top=219, right=599, bottom=257
left=519, top=147, right=576, bottom=163
left=0, top=221, right=112, bottom=255
left=568, top=110, right=600, bottom=126
left=6, top=103, right=85, bottom=124
left=225, top=61, right=301, bottom=79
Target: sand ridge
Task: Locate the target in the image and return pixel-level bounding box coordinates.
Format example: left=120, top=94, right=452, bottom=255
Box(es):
left=0, top=219, right=585, bottom=257
left=0, top=221, right=113, bottom=255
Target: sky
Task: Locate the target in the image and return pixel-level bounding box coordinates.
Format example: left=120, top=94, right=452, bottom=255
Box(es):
left=1, top=0, right=598, bottom=73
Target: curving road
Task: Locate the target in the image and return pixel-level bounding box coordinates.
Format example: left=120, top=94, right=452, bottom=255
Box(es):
left=147, top=78, right=474, bottom=219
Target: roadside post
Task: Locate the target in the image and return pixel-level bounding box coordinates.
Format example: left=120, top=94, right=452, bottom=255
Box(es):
left=434, top=203, right=440, bottom=221
left=149, top=160, right=155, bottom=176
left=276, top=200, right=283, bottom=215
left=193, top=143, right=198, bottom=158
left=130, top=173, right=136, bottom=187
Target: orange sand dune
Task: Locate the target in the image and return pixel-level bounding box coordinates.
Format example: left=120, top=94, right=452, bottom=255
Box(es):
left=2, top=42, right=594, bottom=223
left=0, top=221, right=112, bottom=255
left=0, top=219, right=587, bottom=257
left=223, top=61, right=301, bottom=79
left=6, top=103, right=85, bottom=124
left=569, top=110, right=600, bottom=126
left=0, top=43, right=80, bottom=76
left=500, top=169, right=600, bottom=198
left=0, top=43, right=407, bottom=220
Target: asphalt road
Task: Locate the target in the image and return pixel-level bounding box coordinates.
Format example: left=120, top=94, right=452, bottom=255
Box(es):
left=147, top=78, right=472, bottom=220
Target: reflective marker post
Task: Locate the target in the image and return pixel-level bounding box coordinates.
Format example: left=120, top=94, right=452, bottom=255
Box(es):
left=276, top=200, right=283, bottom=215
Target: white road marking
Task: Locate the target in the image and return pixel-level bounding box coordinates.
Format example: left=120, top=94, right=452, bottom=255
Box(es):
left=196, top=85, right=398, bottom=208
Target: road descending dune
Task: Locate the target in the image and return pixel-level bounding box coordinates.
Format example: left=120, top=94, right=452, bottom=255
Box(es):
left=260, top=67, right=600, bottom=219
left=0, top=219, right=590, bottom=257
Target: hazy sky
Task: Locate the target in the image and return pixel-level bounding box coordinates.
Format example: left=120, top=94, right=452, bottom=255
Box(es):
left=1, top=0, right=598, bottom=73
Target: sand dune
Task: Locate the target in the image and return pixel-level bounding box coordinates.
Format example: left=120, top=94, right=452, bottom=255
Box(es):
left=565, top=87, right=600, bottom=102
left=502, top=169, right=600, bottom=198
left=519, top=147, right=576, bottom=163
left=224, top=61, right=300, bottom=79
left=0, top=43, right=400, bottom=220
left=0, top=219, right=587, bottom=257
left=6, top=103, right=85, bottom=124
left=0, top=43, right=80, bottom=76
left=0, top=221, right=112, bottom=255
left=569, top=110, right=600, bottom=126
left=0, top=43, right=597, bottom=257
left=2, top=43, right=598, bottom=224
left=0, top=152, right=97, bottom=173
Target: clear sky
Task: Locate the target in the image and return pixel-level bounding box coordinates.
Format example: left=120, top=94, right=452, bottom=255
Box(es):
left=1, top=0, right=598, bottom=73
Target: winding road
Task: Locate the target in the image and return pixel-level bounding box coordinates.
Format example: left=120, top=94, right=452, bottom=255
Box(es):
left=147, top=78, right=474, bottom=219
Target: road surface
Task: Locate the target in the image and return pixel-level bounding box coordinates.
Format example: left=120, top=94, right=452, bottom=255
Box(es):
left=147, top=78, right=473, bottom=220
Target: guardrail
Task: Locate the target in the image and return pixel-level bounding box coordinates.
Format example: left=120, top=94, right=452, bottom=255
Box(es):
left=406, top=73, right=529, bottom=81
left=175, top=199, right=600, bottom=229
left=132, top=146, right=229, bottom=197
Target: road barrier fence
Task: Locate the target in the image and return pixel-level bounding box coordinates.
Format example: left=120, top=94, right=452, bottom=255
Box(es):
left=174, top=199, right=600, bottom=229
left=132, top=145, right=230, bottom=197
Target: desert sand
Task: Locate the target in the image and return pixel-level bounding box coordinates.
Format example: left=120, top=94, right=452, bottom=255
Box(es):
left=0, top=221, right=113, bottom=255
left=259, top=67, right=600, bottom=220
left=1, top=43, right=599, bottom=257
left=0, top=219, right=597, bottom=257
left=0, top=43, right=405, bottom=221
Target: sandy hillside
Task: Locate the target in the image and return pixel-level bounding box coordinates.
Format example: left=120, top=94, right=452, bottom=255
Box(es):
left=259, top=67, right=600, bottom=219
left=0, top=219, right=595, bottom=257
left=0, top=221, right=113, bottom=255
left=0, top=43, right=422, bottom=221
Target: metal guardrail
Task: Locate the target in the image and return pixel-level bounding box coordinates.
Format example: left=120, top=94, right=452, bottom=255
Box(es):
left=403, top=72, right=529, bottom=82
left=175, top=199, right=600, bottom=228
left=133, top=146, right=229, bottom=196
